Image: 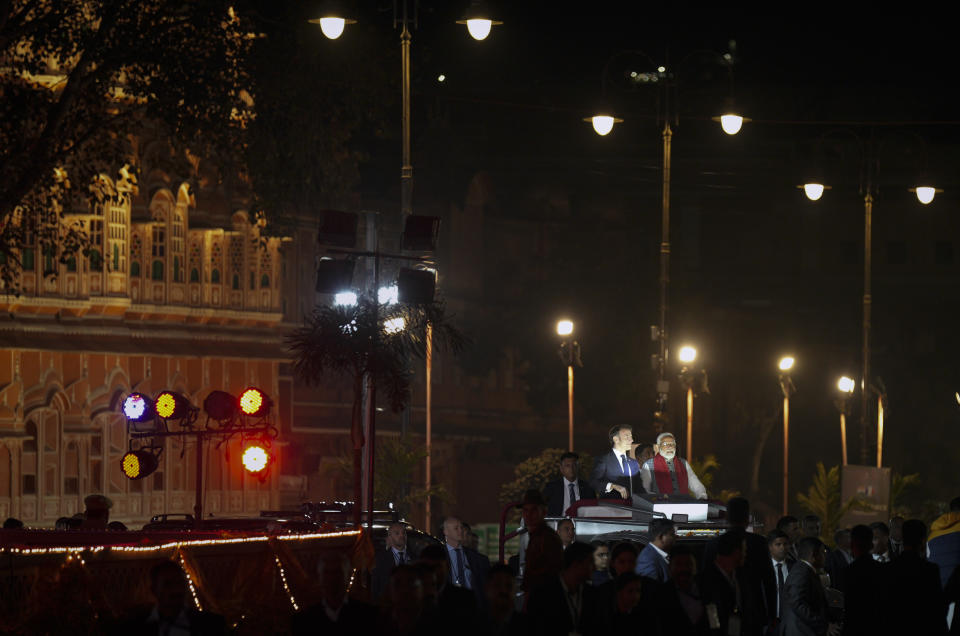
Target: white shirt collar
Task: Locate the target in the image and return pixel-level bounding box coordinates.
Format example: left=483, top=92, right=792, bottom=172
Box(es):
left=563, top=476, right=578, bottom=486
left=650, top=542, right=669, bottom=561
left=772, top=557, right=786, bottom=567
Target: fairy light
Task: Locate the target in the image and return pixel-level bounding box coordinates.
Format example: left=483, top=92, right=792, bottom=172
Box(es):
left=347, top=567, right=358, bottom=592
left=274, top=555, right=299, bottom=610
left=179, top=553, right=203, bottom=611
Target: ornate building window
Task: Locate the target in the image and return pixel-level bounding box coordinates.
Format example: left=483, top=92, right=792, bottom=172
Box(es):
left=64, top=441, right=79, bottom=495
left=172, top=212, right=185, bottom=282
left=261, top=274, right=270, bottom=288
left=131, top=261, right=140, bottom=277
left=108, top=199, right=127, bottom=272
left=211, top=240, right=223, bottom=284
left=232, top=274, right=239, bottom=290
left=229, top=236, right=243, bottom=285
left=152, top=225, right=165, bottom=258
left=212, top=269, right=220, bottom=284
left=89, top=218, right=104, bottom=272
left=152, top=260, right=164, bottom=281
left=190, top=268, right=199, bottom=283
left=22, top=422, right=37, bottom=495
left=173, top=256, right=181, bottom=282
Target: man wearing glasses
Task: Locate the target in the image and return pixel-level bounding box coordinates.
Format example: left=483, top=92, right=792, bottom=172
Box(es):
left=639, top=432, right=708, bottom=500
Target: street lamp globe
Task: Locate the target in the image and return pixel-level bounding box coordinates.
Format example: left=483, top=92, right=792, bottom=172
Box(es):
left=914, top=186, right=937, bottom=205
left=589, top=115, right=619, bottom=136
left=803, top=183, right=825, bottom=201
left=778, top=356, right=795, bottom=372
left=465, top=18, right=493, bottom=40
left=678, top=345, right=697, bottom=364
left=556, top=320, right=574, bottom=336
left=318, top=17, right=347, bottom=39
left=838, top=376, right=856, bottom=393
left=719, top=114, right=744, bottom=135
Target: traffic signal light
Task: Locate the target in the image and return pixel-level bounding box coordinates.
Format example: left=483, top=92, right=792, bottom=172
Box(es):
left=239, top=387, right=272, bottom=418
left=121, top=449, right=159, bottom=480
left=122, top=393, right=154, bottom=422
left=241, top=444, right=270, bottom=474
left=154, top=391, right=192, bottom=420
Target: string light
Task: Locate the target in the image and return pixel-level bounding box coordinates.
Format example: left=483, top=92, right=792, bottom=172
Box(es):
left=274, top=555, right=299, bottom=610
left=179, top=553, right=204, bottom=611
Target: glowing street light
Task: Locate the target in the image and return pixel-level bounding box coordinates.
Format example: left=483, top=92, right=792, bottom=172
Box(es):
left=911, top=186, right=942, bottom=205
left=837, top=376, right=855, bottom=393
left=556, top=319, right=581, bottom=451
left=678, top=345, right=697, bottom=364
left=556, top=319, right=574, bottom=336
left=800, top=183, right=829, bottom=201
left=718, top=114, right=744, bottom=135
left=585, top=114, right=623, bottom=136
left=456, top=3, right=502, bottom=41
left=778, top=356, right=795, bottom=372
left=778, top=356, right=796, bottom=516
left=836, top=375, right=855, bottom=466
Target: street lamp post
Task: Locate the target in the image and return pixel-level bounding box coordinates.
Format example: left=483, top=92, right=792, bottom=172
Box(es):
left=836, top=376, right=855, bottom=466
left=556, top=320, right=580, bottom=451
left=677, top=345, right=698, bottom=460
left=585, top=50, right=746, bottom=428
left=800, top=131, right=939, bottom=464
left=778, top=356, right=795, bottom=516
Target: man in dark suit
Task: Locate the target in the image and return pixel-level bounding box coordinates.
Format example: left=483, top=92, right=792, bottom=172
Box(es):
left=656, top=546, right=709, bottom=635
left=842, top=524, right=887, bottom=636
left=543, top=451, right=597, bottom=516
left=887, top=519, right=947, bottom=635
left=417, top=544, right=477, bottom=629
left=443, top=515, right=490, bottom=607
left=372, top=521, right=414, bottom=601
left=526, top=541, right=597, bottom=636
left=767, top=528, right=793, bottom=631
left=636, top=518, right=675, bottom=582
left=779, top=537, right=837, bottom=636
left=589, top=424, right=642, bottom=500
left=698, top=529, right=766, bottom=636
left=823, top=528, right=851, bottom=592
left=114, top=560, right=225, bottom=635
left=292, top=553, right=376, bottom=636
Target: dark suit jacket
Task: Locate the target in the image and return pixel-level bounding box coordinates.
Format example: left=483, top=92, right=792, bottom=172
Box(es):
left=543, top=477, right=597, bottom=517
left=445, top=545, right=490, bottom=607
left=703, top=530, right=775, bottom=624
left=589, top=450, right=642, bottom=497
left=526, top=576, right=597, bottom=636
left=887, top=550, right=947, bottom=635
left=841, top=554, right=887, bottom=636
left=636, top=543, right=670, bottom=582
left=371, top=547, right=414, bottom=601
left=656, top=581, right=710, bottom=636
left=592, top=575, right=661, bottom=634
left=823, top=548, right=851, bottom=592
left=291, top=599, right=378, bottom=636
left=699, top=563, right=766, bottom=636
left=113, top=607, right=226, bottom=636
left=779, top=561, right=828, bottom=636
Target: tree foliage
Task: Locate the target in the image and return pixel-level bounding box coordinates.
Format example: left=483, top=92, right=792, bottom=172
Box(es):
left=0, top=0, right=252, bottom=287
left=797, top=462, right=867, bottom=546
left=890, top=471, right=921, bottom=517
left=499, top=448, right=594, bottom=507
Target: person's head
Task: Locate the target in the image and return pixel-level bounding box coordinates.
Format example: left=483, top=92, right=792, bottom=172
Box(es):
left=767, top=529, right=790, bottom=562
left=636, top=443, right=655, bottom=464
left=559, top=452, right=580, bottom=482
left=613, top=572, right=643, bottom=614
left=801, top=514, right=822, bottom=538
left=418, top=544, right=450, bottom=586
left=888, top=516, right=905, bottom=542
left=716, top=530, right=746, bottom=571
left=561, top=541, right=595, bottom=585
left=669, top=546, right=697, bottom=590
left=776, top=515, right=801, bottom=542
left=557, top=519, right=576, bottom=547
left=519, top=490, right=547, bottom=530
left=870, top=522, right=890, bottom=555
left=609, top=425, right=634, bottom=452
left=901, top=519, right=927, bottom=551
left=150, top=561, right=188, bottom=619
left=442, top=517, right=464, bottom=547
left=107, top=521, right=127, bottom=531
left=796, top=536, right=826, bottom=569
left=3, top=517, right=23, bottom=529
left=726, top=497, right=750, bottom=527
left=591, top=541, right=610, bottom=572
left=390, top=564, right=423, bottom=608
left=387, top=522, right=408, bottom=550
left=834, top=528, right=851, bottom=551
left=649, top=518, right=677, bottom=551
left=950, top=496, right=960, bottom=512
left=610, top=542, right=639, bottom=576
left=850, top=525, right=874, bottom=558
left=485, top=564, right=516, bottom=614
left=83, top=494, right=112, bottom=525
left=656, top=433, right=677, bottom=460
left=54, top=517, right=72, bottom=531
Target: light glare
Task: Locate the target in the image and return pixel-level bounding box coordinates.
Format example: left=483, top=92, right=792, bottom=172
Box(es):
left=556, top=320, right=574, bottom=336
left=378, top=285, right=399, bottom=305
left=592, top=115, right=615, bottom=136
left=678, top=346, right=697, bottom=364
left=384, top=317, right=406, bottom=334
left=720, top=114, right=744, bottom=135
left=779, top=356, right=795, bottom=372
left=123, top=394, right=147, bottom=420
left=437, top=74, right=446, bottom=82
left=334, top=291, right=357, bottom=306
left=915, top=186, right=936, bottom=204
left=466, top=18, right=492, bottom=40
left=318, top=17, right=346, bottom=39
left=838, top=376, right=855, bottom=393
left=804, top=183, right=825, bottom=201
left=242, top=446, right=269, bottom=473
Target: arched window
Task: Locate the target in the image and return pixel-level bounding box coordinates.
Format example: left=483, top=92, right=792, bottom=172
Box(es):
left=152, top=260, right=164, bottom=281
left=261, top=274, right=270, bottom=288
left=22, top=422, right=37, bottom=495
left=131, top=261, right=140, bottom=277
left=64, top=441, right=79, bottom=495
left=173, top=256, right=181, bottom=282
left=66, top=256, right=77, bottom=272
left=212, top=269, right=220, bottom=284
left=22, top=248, right=34, bottom=270
left=190, top=268, right=199, bottom=283
left=89, top=249, right=103, bottom=272
left=112, top=243, right=120, bottom=272
left=232, top=274, right=239, bottom=290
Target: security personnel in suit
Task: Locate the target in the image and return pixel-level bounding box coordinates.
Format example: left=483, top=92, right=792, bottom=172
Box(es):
left=780, top=537, right=837, bottom=636
left=371, top=522, right=414, bottom=601
left=543, top=451, right=596, bottom=517
left=589, top=424, right=643, bottom=500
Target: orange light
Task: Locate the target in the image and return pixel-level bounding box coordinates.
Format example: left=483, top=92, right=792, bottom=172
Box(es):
left=239, top=387, right=270, bottom=417
left=242, top=445, right=269, bottom=473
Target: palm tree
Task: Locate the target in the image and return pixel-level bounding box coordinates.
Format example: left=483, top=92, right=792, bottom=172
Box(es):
left=797, top=462, right=867, bottom=545
left=286, top=294, right=465, bottom=524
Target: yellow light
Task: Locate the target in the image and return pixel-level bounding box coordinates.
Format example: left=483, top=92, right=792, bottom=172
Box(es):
left=838, top=376, right=855, bottom=393
left=242, top=445, right=269, bottom=473
left=155, top=392, right=177, bottom=419
left=719, top=114, right=744, bottom=135
left=122, top=453, right=141, bottom=479
left=591, top=115, right=616, bottom=136
left=466, top=18, right=492, bottom=40
left=915, top=186, right=936, bottom=204
left=384, top=317, right=406, bottom=334
left=678, top=346, right=697, bottom=364
left=318, top=17, right=346, bottom=39
left=779, top=356, right=795, bottom=372
left=803, top=183, right=825, bottom=201
left=556, top=320, right=574, bottom=336
left=239, top=388, right=264, bottom=416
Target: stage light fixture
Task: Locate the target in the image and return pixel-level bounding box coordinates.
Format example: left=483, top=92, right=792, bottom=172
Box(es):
left=242, top=444, right=270, bottom=473
left=204, top=390, right=238, bottom=421
left=121, top=450, right=159, bottom=480
left=154, top=390, right=192, bottom=420
left=401, top=215, right=441, bottom=252
left=239, top=387, right=272, bottom=417
left=316, top=258, right=356, bottom=294
left=122, top=393, right=154, bottom=422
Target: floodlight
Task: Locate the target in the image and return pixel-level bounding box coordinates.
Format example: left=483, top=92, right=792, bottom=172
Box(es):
left=316, top=258, right=355, bottom=294
left=678, top=346, right=697, bottom=364
left=838, top=376, right=855, bottom=393
left=401, top=215, right=441, bottom=252
left=204, top=390, right=238, bottom=421
left=121, top=450, right=158, bottom=480
left=122, top=393, right=153, bottom=422
left=154, top=391, right=192, bottom=420
left=239, top=387, right=272, bottom=417
left=397, top=267, right=436, bottom=304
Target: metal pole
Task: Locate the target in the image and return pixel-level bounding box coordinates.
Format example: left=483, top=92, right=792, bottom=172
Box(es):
left=425, top=323, right=432, bottom=533
left=782, top=396, right=789, bottom=516
left=686, top=386, right=693, bottom=461
left=193, top=431, right=203, bottom=528
left=860, top=192, right=873, bottom=465
left=658, top=121, right=673, bottom=416
left=840, top=412, right=848, bottom=466
left=366, top=250, right=380, bottom=530
left=567, top=365, right=574, bottom=451
left=400, top=18, right=413, bottom=218
left=876, top=397, right=884, bottom=468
